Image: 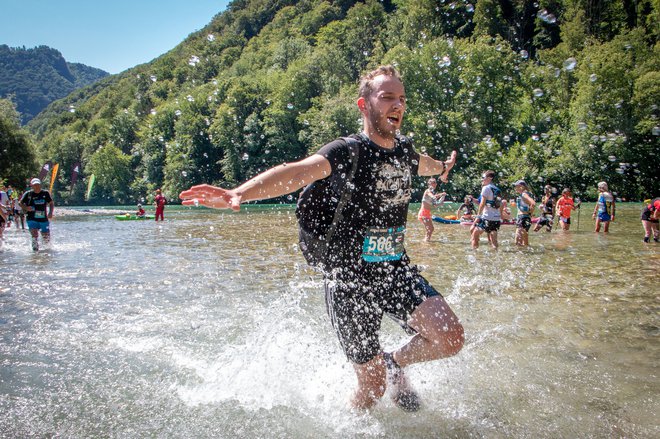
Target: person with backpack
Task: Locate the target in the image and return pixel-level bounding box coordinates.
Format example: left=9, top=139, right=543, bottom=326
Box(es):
left=513, top=180, right=535, bottom=246
left=533, top=185, right=557, bottom=233
left=19, top=178, right=54, bottom=251
left=179, top=65, right=463, bottom=412
left=593, top=181, right=615, bottom=233
left=471, top=170, right=503, bottom=249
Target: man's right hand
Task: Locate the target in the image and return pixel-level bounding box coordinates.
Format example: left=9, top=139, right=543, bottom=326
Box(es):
left=179, top=184, right=242, bottom=211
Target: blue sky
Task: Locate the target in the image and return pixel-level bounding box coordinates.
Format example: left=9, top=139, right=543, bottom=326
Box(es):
left=1, top=0, right=230, bottom=74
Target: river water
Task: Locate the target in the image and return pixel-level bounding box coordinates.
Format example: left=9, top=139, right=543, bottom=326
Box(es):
left=0, top=203, right=657, bottom=438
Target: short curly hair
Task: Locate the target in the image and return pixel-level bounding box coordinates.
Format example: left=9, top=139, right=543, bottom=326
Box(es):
left=358, top=65, right=402, bottom=98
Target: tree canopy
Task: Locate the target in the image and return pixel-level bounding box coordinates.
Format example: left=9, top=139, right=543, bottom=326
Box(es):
left=23, top=0, right=660, bottom=204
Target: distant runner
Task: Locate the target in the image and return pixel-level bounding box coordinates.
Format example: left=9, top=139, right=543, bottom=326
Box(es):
left=19, top=178, right=54, bottom=251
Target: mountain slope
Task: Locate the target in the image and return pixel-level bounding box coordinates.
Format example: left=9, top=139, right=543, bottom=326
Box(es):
left=26, top=0, right=660, bottom=204
left=0, top=45, right=109, bottom=123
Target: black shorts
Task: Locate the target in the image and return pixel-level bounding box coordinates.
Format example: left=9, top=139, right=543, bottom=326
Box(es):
left=325, top=261, right=440, bottom=364
left=516, top=215, right=532, bottom=231
left=537, top=215, right=554, bottom=227
left=476, top=219, right=501, bottom=233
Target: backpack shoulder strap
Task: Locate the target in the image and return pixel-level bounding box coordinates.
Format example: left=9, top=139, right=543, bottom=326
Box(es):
left=321, top=136, right=362, bottom=244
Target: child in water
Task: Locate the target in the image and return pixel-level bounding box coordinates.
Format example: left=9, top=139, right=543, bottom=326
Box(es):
left=593, top=181, right=615, bottom=233
left=136, top=204, right=146, bottom=218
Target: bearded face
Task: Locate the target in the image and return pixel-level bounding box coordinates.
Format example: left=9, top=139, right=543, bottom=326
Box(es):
left=362, top=75, right=406, bottom=141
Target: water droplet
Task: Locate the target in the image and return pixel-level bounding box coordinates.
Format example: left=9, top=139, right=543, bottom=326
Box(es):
left=427, top=119, right=436, bottom=128
left=207, top=34, right=216, bottom=42
left=589, top=74, right=598, bottom=82
left=188, top=55, right=200, bottom=66
left=150, top=109, right=157, bottom=115
left=466, top=3, right=474, bottom=13
left=181, top=171, right=188, bottom=177
left=186, top=95, right=194, bottom=102
left=652, top=126, right=660, bottom=136
left=519, top=50, right=529, bottom=59
left=242, top=153, right=249, bottom=161
left=287, top=103, right=294, bottom=110
left=608, top=155, right=616, bottom=162
left=533, top=88, right=544, bottom=97
left=577, top=122, right=587, bottom=131
left=563, top=58, right=577, bottom=71
left=175, top=109, right=182, bottom=116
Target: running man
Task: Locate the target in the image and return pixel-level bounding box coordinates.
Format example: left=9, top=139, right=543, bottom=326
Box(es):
left=471, top=170, right=502, bottom=249
left=19, top=178, right=54, bottom=251
left=180, top=65, right=464, bottom=411
left=593, top=181, right=615, bottom=233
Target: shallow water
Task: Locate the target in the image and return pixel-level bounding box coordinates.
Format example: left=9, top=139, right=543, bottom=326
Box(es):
left=0, top=204, right=658, bottom=438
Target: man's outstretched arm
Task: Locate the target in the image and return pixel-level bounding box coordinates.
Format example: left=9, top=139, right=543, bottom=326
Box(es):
left=179, top=154, right=331, bottom=210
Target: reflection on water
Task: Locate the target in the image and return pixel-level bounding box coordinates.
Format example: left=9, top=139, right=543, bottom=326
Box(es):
left=0, top=204, right=658, bottom=438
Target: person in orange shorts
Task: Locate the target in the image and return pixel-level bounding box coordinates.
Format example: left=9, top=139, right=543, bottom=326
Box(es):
left=556, top=188, right=578, bottom=231
left=417, top=177, right=446, bottom=241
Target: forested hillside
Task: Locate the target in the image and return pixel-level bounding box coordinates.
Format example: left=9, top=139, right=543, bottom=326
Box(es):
left=26, top=0, right=659, bottom=205
left=0, top=45, right=109, bottom=123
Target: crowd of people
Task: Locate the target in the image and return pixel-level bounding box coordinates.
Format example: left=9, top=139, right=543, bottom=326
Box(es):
left=421, top=174, right=658, bottom=248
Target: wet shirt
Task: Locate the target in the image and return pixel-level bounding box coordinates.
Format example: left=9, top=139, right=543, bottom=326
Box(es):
left=317, top=135, right=420, bottom=267
left=480, top=184, right=501, bottom=221
left=20, top=190, right=52, bottom=222
left=155, top=195, right=166, bottom=208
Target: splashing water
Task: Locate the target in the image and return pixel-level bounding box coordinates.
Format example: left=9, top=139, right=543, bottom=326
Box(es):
left=0, top=205, right=657, bottom=437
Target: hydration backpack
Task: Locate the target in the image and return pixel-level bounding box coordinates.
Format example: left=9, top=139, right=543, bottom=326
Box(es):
left=296, top=136, right=362, bottom=269
left=485, top=184, right=502, bottom=209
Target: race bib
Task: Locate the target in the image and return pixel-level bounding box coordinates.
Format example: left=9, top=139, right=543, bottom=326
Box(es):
left=35, top=211, right=46, bottom=219
left=361, top=226, right=405, bottom=262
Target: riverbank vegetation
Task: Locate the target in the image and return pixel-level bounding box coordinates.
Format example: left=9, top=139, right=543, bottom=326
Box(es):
left=20, top=0, right=659, bottom=204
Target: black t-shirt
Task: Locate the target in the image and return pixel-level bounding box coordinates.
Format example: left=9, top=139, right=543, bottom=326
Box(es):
left=316, top=135, right=420, bottom=268
left=20, top=190, right=53, bottom=222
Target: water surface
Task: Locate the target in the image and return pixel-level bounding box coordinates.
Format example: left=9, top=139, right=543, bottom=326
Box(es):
left=0, top=203, right=657, bottom=438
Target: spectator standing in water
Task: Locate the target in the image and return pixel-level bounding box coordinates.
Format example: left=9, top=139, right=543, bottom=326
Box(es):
left=556, top=188, right=578, bottom=231
left=180, top=65, right=464, bottom=411
left=417, top=177, right=447, bottom=241
left=593, top=181, right=615, bottom=233
left=513, top=180, right=535, bottom=246
left=19, top=178, right=54, bottom=251
left=534, top=185, right=556, bottom=233
left=154, top=189, right=166, bottom=221
left=640, top=198, right=659, bottom=243
left=471, top=170, right=502, bottom=249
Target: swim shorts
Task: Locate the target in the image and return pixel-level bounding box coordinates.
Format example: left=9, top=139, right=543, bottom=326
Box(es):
left=476, top=219, right=501, bottom=233
left=598, top=212, right=611, bottom=222
left=559, top=216, right=571, bottom=224
left=325, top=262, right=440, bottom=364
left=417, top=208, right=432, bottom=220
left=516, top=215, right=532, bottom=231
left=27, top=220, right=50, bottom=233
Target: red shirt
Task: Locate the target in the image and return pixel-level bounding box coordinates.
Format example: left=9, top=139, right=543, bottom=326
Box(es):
left=155, top=194, right=166, bottom=208
left=557, top=196, right=574, bottom=218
